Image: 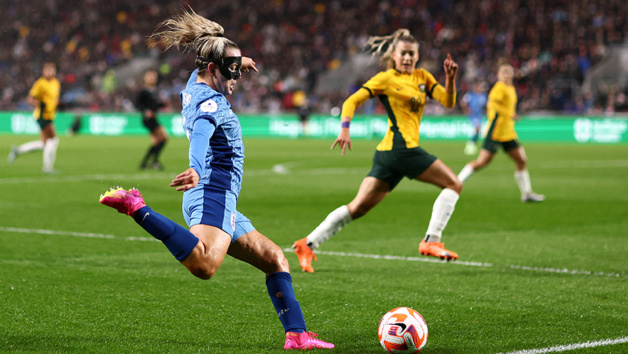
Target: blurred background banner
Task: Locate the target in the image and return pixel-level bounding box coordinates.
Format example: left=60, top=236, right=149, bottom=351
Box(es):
left=2, top=112, right=626, bottom=143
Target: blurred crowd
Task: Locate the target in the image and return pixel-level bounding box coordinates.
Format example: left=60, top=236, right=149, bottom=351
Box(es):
left=1, top=0, right=628, bottom=116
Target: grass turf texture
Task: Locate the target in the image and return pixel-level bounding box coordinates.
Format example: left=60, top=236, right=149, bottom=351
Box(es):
left=1, top=135, right=626, bottom=353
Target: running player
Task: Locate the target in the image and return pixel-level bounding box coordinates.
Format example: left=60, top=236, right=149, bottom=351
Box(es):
left=8, top=62, right=61, bottom=173
left=136, top=69, right=168, bottom=170
left=99, top=9, right=333, bottom=350
left=293, top=29, right=462, bottom=273
left=461, top=80, right=487, bottom=155
left=457, top=63, right=545, bottom=202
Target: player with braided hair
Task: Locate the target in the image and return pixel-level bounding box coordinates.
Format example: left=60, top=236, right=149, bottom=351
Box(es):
left=294, top=29, right=463, bottom=272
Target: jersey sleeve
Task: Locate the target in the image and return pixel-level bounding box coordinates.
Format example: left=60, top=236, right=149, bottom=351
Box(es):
left=425, top=70, right=456, bottom=108
left=340, top=71, right=388, bottom=118
left=188, top=116, right=216, bottom=178
left=29, top=79, right=43, bottom=100
left=340, top=87, right=372, bottom=119
left=487, top=84, right=509, bottom=117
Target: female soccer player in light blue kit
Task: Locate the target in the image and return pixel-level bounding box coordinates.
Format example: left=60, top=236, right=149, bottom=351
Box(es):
left=99, top=9, right=333, bottom=351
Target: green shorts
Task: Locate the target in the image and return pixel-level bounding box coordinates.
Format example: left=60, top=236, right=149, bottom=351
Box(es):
left=482, top=138, right=520, bottom=153
left=37, top=117, right=53, bottom=129
left=367, top=147, right=437, bottom=189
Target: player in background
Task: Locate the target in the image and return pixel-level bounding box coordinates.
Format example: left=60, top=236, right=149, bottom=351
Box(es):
left=8, top=62, right=61, bottom=173
left=460, top=80, right=487, bottom=155
left=99, top=9, right=333, bottom=351
left=293, top=29, right=462, bottom=273
left=136, top=69, right=168, bottom=170
left=457, top=63, right=545, bottom=202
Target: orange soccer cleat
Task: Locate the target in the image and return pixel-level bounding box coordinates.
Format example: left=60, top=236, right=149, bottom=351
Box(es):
left=284, top=331, right=334, bottom=350
left=419, top=240, right=458, bottom=260
left=292, top=238, right=317, bottom=273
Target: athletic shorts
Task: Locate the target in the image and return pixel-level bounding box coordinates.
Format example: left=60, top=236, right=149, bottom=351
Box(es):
left=367, top=147, right=437, bottom=190
left=482, top=137, right=520, bottom=153
left=182, top=185, right=255, bottom=243
left=142, top=117, right=160, bottom=132
left=37, top=117, right=53, bottom=129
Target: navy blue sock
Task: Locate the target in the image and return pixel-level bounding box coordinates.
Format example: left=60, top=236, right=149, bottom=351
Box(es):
left=266, top=272, right=306, bottom=333
left=133, top=206, right=199, bottom=261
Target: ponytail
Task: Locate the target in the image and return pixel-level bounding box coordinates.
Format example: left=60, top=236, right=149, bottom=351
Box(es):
left=363, top=29, right=418, bottom=70
left=150, top=7, right=239, bottom=72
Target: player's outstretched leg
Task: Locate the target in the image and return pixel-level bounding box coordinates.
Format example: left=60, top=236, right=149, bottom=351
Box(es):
left=99, top=187, right=199, bottom=262
left=284, top=331, right=335, bottom=350
left=292, top=238, right=317, bottom=273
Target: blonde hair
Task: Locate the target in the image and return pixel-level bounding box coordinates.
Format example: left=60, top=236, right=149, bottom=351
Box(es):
left=364, top=29, right=418, bottom=70
left=150, top=8, right=239, bottom=73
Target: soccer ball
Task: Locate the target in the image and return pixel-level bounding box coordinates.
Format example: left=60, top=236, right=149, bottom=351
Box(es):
left=378, top=307, right=428, bottom=353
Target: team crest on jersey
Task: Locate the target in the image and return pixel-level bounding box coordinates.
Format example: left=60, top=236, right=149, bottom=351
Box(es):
left=418, top=84, right=426, bottom=92
left=201, top=99, right=218, bottom=113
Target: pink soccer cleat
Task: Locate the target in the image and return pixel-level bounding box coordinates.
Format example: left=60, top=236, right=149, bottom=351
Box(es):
left=284, top=331, right=335, bottom=350
left=99, top=187, right=146, bottom=217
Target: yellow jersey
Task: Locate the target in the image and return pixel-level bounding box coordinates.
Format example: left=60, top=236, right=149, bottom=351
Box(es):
left=29, top=77, right=61, bottom=120
left=341, top=68, right=455, bottom=151
left=485, top=81, right=518, bottom=142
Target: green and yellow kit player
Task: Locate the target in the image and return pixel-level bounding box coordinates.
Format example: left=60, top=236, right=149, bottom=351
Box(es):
left=9, top=62, right=61, bottom=173
left=458, top=63, right=545, bottom=203
left=294, top=29, right=462, bottom=272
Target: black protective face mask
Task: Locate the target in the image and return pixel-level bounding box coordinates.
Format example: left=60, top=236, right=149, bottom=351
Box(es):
left=215, top=56, right=242, bottom=80
left=196, top=55, right=242, bottom=80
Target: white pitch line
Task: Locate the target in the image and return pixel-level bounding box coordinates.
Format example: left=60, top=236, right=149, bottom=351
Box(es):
left=0, top=226, right=157, bottom=242
left=508, top=265, right=625, bottom=278
left=282, top=249, right=628, bottom=278
left=498, top=336, right=628, bottom=354
left=0, top=169, right=278, bottom=184
left=1, top=226, right=625, bottom=278
left=284, top=248, right=492, bottom=267
left=3, top=158, right=625, bottom=184
left=539, top=159, right=628, bottom=169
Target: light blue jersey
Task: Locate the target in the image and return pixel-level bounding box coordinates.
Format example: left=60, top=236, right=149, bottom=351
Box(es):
left=179, top=69, right=253, bottom=240
left=462, top=91, right=488, bottom=125
left=181, top=69, right=245, bottom=195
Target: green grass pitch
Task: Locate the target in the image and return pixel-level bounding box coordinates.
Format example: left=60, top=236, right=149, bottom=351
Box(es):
left=1, top=135, right=627, bottom=353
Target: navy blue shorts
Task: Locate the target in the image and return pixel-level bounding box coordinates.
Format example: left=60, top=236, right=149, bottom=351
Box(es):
left=182, top=185, right=255, bottom=243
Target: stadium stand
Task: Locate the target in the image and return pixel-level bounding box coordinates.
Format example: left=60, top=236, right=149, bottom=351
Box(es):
left=1, top=0, right=627, bottom=115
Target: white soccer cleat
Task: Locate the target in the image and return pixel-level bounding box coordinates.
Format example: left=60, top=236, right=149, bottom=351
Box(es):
left=7, top=145, right=18, bottom=164
left=522, top=192, right=545, bottom=203
left=464, top=141, right=478, bottom=155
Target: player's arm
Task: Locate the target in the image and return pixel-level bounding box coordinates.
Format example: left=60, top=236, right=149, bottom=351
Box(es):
left=241, top=56, right=258, bottom=73
left=27, top=81, right=43, bottom=107
left=332, top=88, right=372, bottom=155
left=430, top=54, right=458, bottom=108
left=171, top=117, right=216, bottom=191
left=487, top=87, right=512, bottom=118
